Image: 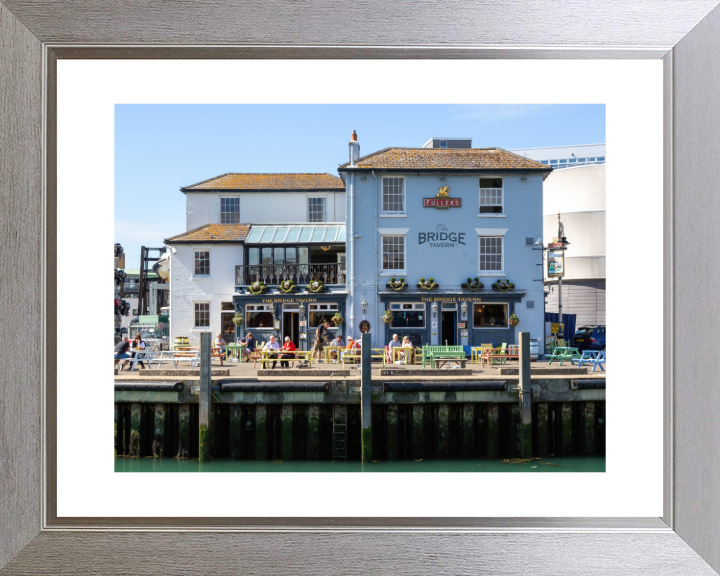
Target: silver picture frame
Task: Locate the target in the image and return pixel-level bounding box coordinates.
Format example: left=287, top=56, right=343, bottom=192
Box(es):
left=2, top=1, right=720, bottom=573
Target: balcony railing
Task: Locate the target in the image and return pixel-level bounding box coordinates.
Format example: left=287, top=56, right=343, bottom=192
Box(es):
left=235, top=263, right=346, bottom=286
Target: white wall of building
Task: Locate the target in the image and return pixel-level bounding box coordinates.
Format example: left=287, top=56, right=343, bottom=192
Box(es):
left=186, top=191, right=346, bottom=230
left=169, top=244, right=243, bottom=346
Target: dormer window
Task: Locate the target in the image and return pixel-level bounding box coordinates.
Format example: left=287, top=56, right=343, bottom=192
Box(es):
left=439, top=140, right=447, bottom=148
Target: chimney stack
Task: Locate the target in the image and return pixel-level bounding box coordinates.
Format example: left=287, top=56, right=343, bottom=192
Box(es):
left=349, top=130, right=360, bottom=166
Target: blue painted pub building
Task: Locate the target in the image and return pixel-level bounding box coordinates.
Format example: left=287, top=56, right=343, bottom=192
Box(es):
left=339, top=133, right=552, bottom=354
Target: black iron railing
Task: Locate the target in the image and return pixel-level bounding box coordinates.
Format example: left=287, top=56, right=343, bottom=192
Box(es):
left=235, top=263, right=346, bottom=286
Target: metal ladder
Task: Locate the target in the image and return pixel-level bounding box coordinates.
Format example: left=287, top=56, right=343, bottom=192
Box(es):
left=332, top=410, right=347, bottom=461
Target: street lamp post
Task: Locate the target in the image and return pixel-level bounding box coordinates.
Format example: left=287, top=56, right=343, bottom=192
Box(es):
left=547, top=212, right=570, bottom=339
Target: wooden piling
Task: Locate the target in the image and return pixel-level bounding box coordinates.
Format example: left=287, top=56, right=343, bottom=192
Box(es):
left=518, top=331, right=533, bottom=458
left=129, top=403, right=142, bottom=457
left=437, top=404, right=449, bottom=458
left=281, top=405, right=293, bottom=460
left=255, top=405, right=267, bottom=460
left=229, top=405, right=243, bottom=459
left=462, top=404, right=475, bottom=458
left=412, top=405, right=423, bottom=459
left=308, top=405, right=320, bottom=460
left=176, top=404, right=190, bottom=459
left=114, top=403, right=120, bottom=456
left=198, top=332, right=212, bottom=462
left=583, top=402, right=596, bottom=454
left=561, top=402, right=573, bottom=455
left=511, top=403, right=522, bottom=457
left=536, top=403, right=549, bottom=456
left=486, top=403, right=499, bottom=457
left=152, top=404, right=166, bottom=458
left=360, top=333, right=372, bottom=463
left=386, top=405, right=399, bottom=460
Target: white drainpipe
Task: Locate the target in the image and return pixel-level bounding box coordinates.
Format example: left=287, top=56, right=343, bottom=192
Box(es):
left=348, top=170, right=355, bottom=336
left=372, top=170, right=378, bottom=348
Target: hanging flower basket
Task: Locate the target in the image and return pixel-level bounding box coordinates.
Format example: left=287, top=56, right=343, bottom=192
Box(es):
left=248, top=281, right=267, bottom=295
left=332, top=312, right=344, bottom=326
left=382, top=309, right=393, bottom=324
left=306, top=280, right=325, bottom=293
left=509, top=313, right=519, bottom=327
left=231, top=313, right=244, bottom=326
left=462, top=277, right=484, bottom=292
left=386, top=277, right=407, bottom=291
left=278, top=279, right=297, bottom=293
left=492, top=279, right=515, bottom=292
left=417, top=277, right=438, bottom=290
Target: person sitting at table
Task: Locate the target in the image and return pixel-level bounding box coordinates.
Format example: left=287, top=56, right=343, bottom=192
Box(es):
left=114, top=337, right=131, bottom=370
left=240, top=332, right=256, bottom=362
left=329, top=334, right=345, bottom=362
left=399, top=335, right=413, bottom=363
left=341, top=336, right=360, bottom=363
left=280, top=336, right=296, bottom=368
left=214, top=333, right=227, bottom=361
left=128, top=333, right=147, bottom=370
left=263, top=335, right=281, bottom=369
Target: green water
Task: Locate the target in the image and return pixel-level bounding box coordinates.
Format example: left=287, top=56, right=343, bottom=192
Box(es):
left=115, top=456, right=605, bottom=473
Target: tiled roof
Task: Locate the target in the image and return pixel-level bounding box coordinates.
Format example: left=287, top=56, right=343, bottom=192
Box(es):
left=182, top=173, right=345, bottom=191
left=338, top=147, right=552, bottom=172
left=164, top=224, right=251, bottom=244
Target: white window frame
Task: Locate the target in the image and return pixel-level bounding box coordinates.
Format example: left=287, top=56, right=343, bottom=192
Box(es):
left=381, top=176, right=406, bottom=216
left=379, top=229, right=408, bottom=276
left=477, top=234, right=505, bottom=276
left=306, top=196, right=327, bottom=223
left=471, top=302, right=509, bottom=330
left=193, top=248, right=211, bottom=279
left=478, top=177, right=505, bottom=218
left=193, top=301, right=211, bottom=329
left=220, top=196, right=240, bottom=224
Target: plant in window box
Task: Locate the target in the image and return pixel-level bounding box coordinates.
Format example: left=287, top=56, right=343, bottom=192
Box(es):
left=386, top=277, right=407, bottom=291
left=382, top=309, right=393, bottom=324
left=492, top=279, right=515, bottom=292
left=278, top=279, right=297, bottom=293
left=332, top=312, right=344, bottom=326
left=509, top=313, right=519, bottom=327
left=231, top=313, right=244, bottom=326
left=306, top=280, right=324, bottom=293
left=417, top=277, right=438, bottom=290
left=462, top=277, right=484, bottom=291
left=248, top=281, right=267, bottom=295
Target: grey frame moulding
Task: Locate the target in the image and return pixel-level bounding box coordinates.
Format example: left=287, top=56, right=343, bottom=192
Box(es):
left=1, top=1, right=720, bottom=574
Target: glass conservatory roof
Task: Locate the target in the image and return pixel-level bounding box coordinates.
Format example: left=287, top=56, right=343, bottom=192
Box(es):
left=244, top=224, right=346, bottom=244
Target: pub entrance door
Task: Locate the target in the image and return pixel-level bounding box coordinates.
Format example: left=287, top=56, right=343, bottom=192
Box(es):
left=282, top=312, right=300, bottom=346
left=441, top=310, right=457, bottom=346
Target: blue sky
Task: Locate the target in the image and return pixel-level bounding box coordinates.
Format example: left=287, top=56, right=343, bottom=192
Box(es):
left=115, top=104, right=605, bottom=268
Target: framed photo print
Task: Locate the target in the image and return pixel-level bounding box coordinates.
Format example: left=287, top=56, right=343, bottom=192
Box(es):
left=2, top=1, right=720, bottom=574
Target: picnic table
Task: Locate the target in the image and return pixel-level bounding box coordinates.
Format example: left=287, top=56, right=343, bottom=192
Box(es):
left=259, top=349, right=312, bottom=369
left=388, top=347, right=417, bottom=365
left=127, top=349, right=200, bottom=371
left=479, top=348, right=511, bottom=367
left=324, top=346, right=346, bottom=363
left=574, top=350, right=606, bottom=372
left=433, top=356, right=467, bottom=369
left=422, top=345, right=465, bottom=369
left=225, top=343, right=247, bottom=360
left=546, top=346, right=581, bottom=366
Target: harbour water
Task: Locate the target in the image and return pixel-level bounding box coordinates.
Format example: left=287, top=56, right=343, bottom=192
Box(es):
left=115, top=455, right=605, bottom=473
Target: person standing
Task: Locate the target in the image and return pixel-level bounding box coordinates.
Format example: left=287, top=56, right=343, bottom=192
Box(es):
left=280, top=336, right=296, bottom=368
left=312, top=321, right=331, bottom=364
left=263, top=335, right=281, bottom=369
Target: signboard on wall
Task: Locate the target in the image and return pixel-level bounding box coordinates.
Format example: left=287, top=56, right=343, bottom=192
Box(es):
left=551, top=323, right=564, bottom=335
left=423, top=186, right=461, bottom=208
left=547, top=250, right=565, bottom=277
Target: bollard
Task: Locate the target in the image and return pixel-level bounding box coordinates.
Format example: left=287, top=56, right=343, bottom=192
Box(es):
left=518, top=332, right=533, bottom=457
left=199, top=332, right=212, bottom=462
left=361, top=332, right=372, bottom=462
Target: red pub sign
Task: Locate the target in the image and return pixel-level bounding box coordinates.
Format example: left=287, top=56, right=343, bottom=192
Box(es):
left=423, top=197, right=461, bottom=208
left=424, top=186, right=461, bottom=208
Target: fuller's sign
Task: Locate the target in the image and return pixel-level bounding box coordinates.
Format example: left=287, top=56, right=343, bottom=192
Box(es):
left=424, top=186, right=461, bottom=208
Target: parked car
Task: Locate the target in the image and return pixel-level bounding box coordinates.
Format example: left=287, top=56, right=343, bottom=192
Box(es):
left=573, top=325, right=606, bottom=351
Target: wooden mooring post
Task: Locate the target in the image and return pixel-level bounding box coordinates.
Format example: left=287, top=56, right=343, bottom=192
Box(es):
left=198, top=332, right=212, bottom=461
left=361, top=332, right=372, bottom=462
left=518, top=332, right=533, bottom=458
